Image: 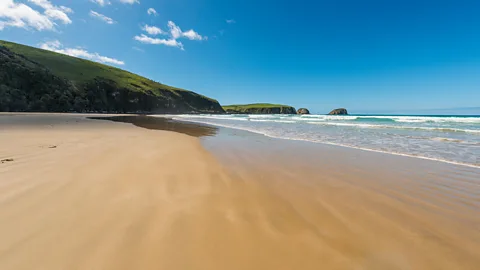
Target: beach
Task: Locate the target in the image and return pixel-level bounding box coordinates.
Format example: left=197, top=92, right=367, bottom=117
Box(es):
left=1, top=113, right=479, bottom=270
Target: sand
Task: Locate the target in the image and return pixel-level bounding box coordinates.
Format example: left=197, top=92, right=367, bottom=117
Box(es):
left=0, top=114, right=479, bottom=270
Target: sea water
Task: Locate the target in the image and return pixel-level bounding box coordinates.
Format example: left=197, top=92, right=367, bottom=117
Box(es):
left=165, top=114, right=480, bottom=168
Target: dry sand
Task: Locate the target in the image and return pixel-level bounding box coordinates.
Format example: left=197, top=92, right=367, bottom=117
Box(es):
left=0, top=114, right=479, bottom=270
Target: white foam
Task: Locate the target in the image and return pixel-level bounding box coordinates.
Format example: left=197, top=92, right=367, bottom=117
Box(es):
left=359, top=115, right=480, bottom=124
left=307, top=122, right=380, bottom=128
left=249, top=119, right=296, bottom=123
left=297, top=115, right=480, bottom=124
left=395, top=119, right=429, bottom=123
left=290, top=116, right=326, bottom=122
left=248, top=114, right=281, bottom=119
left=171, top=114, right=480, bottom=126
left=248, top=119, right=271, bottom=122
left=304, top=115, right=359, bottom=121
left=430, top=137, right=464, bottom=143
left=307, top=121, right=480, bottom=134
left=171, top=117, right=480, bottom=169
left=273, top=120, right=296, bottom=123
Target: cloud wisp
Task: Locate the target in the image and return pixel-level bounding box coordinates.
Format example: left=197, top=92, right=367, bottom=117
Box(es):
left=119, top=0, right=139, bottom=4
left=89, top=10, right=115, bottom=24
left=134, top=20, right=206, bottom=50
left=0, top=0, right=72, bottom=31
left=28, top=0, right=73, bottom=24
left=134, top=34, right=184, bottom=50
left=39, top=40, right=125, bottom=66
left=142, top=24, right=163, bottom=35
left=226, top=19, right=236, bottom=24
left=147, top=8, right=157, bottom=16
left=167, top=21, right=206, bottom=41
left=90, top=0, right=111, bottom=6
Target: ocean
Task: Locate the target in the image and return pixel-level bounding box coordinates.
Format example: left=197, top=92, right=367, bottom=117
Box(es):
left=164, top=114, right=480, bottom=168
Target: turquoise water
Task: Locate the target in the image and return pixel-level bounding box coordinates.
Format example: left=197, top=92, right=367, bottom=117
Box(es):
left=166, top=114, right=480, bottom=168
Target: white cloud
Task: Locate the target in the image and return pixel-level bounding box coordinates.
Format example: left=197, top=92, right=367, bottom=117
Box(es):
left=41, top=39, right=61, bottom=48
left=226, top=19, right=235, bottom=24
left=134, top=21, right=205, bottom=50
left=147, top=8, right=157, bottom=16
left=134, top=34, right=184, bottom=50
left=132, top=46, right=144, bottom=52
left=39, top=40, right=125, bottom=66
left=28, top=0, right=73, bottom=24
left=182, top=29, right=205, bottom=41
left=90, top=0, right=111, bottom=6
left=142, top=24, right=163, bottom=35
left=0, top=0, right=73, bottom=31
left=119, top=0, right=139, bottom=4
left=167, top=21, right=206, bottom=41
left=89, top=10, right=115, bottom=24
left=167, top=20, right=182, bottom=39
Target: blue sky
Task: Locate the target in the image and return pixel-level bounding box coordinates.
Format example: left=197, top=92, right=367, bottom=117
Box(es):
left=1, top=0, right=479, bottom=114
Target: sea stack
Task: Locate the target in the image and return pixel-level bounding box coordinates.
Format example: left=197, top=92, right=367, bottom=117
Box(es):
left=297, top=108, right=310, bottom=114
left=328, top=108, right=348, bottom=115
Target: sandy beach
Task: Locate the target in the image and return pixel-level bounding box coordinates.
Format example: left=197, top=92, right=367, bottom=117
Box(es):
left=1, top=114, right=479, bottom=270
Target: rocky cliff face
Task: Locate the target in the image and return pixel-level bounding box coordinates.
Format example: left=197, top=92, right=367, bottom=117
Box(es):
left=78, top=78, right=224, bottom=114
left=0, top=44, right=224, bottom=114
left=328, top=108, right=348, bottom=115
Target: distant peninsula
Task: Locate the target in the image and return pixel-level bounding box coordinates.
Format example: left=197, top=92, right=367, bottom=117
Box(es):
left=222, top=104, right=297, bottom=114
left=0, top=40, right=224, bottom=114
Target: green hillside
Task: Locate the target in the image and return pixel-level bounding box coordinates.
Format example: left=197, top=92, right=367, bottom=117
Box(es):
left=222, top=103, right=296, bottom=114
left=0, top=40, right=223, bottom=113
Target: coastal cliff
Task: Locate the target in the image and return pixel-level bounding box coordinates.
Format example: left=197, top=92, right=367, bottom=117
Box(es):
left=328, top=108, right=348, bottom=115
left=222, top=104, right=296, bottom=114
left=0, top=40, right=224, bottom=114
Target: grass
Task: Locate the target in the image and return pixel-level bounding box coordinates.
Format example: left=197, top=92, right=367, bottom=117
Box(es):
left=0, top=40, right=216, bottom=101
left=222, top=103, right=293, bottom=110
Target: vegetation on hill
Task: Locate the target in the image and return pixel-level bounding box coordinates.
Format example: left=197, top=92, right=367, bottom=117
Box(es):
left=222, top=103, right=296, bottom=114
left=0, top=40, right=224, bottom=113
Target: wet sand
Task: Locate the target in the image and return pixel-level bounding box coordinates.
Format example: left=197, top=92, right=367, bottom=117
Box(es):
left=1, top=114, right=479, bottom=270
left=203, top=127, right=480, bottom=269
left=89, top=115, right=219, bottom=137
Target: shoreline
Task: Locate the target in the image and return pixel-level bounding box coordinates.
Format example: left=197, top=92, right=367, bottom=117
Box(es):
left=4, top=112, right=476, bottom=169
left=163, top=116, right=480, bottom=169
left=1, top=114, right=479, bottom=269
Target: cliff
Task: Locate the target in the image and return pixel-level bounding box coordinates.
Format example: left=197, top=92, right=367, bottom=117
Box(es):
left=328, top=108, right=348, bottom=115
left=222, top=104, right=297, bottom=114
left=0, top=40, right=224, bottom=114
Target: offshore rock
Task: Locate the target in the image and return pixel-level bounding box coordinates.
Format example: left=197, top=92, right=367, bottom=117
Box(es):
left=297, top=108, right=310, bottom=114
left=328, top=108, right=348, bottom=115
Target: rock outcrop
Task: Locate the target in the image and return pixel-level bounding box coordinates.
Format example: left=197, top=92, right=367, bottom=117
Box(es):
left=297, top=108, right=310, bottom=114
left=328, top=108, right=348, bottom=115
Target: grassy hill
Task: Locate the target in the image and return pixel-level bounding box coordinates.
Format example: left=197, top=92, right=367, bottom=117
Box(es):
left=222, top=103, right=296, bottom=114
left=0, top=40, right=223, bottom=113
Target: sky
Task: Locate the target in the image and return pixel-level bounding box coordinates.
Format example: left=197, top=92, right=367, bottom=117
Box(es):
left=1, top=0, right=479, bottom=114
